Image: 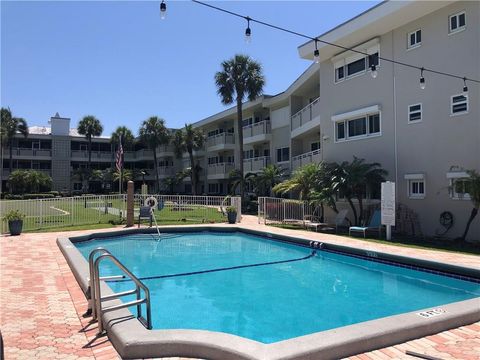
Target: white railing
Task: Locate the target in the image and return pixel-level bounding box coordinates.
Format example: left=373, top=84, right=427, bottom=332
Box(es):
left=133, top=194, right=241, bottom=223
left=206, top=133, right=235, bottom=148
left=291, top=97, right=320, bottom=130
left=0, top=194, right=127, bottom=233
left=258, top=197, right=316, bottom=225
left=10, top=148, right=52, bottom=157
left=71, top=150, right=113, bottom=160
left=0, top=194, right=242, bottom=232
left=243, top=120, right=271, bottom=138
left=207, top=163, right=235, bottom=176
left=291, top=149, right=322, bottom=170
left=244, top=156, right=270, bottom=173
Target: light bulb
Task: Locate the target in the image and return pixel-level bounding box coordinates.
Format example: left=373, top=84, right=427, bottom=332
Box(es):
left=313, top=49, right=320, bottom=64
left=463, top=86, right=468, bottom=95
left=370, top=65, right=377, bottom=78
left=160, top=1, right=166, bottom=20
left=420, top=77, right=426, bottom=90
left=245, top=27, right=251, bottom=44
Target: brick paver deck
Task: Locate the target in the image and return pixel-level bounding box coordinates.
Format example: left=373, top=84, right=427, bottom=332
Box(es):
left=1, top=218, right=479, bottom=359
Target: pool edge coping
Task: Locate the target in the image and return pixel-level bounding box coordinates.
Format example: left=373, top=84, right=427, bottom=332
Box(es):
left=57, top=225, right=480, bottom=360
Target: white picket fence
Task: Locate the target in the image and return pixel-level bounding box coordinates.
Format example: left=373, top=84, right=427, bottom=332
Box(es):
left=1, top=194, right=241, bottom=233
left=258, top=197, right=316, bottom=225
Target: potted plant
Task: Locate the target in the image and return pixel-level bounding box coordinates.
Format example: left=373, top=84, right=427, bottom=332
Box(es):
left=3, top=210, right=25, bottom=236
left=226, top=206, right=237, bottom=224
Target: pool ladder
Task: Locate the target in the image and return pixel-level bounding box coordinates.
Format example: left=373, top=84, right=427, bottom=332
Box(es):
left=88, top=248, right=152, bottom=334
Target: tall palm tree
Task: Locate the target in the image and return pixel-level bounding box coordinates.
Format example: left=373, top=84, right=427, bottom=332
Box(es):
left=458, top=170, right=480, bottom=241
left=111, top=126, right=134, bottom=150
left=273, top=163, right=321, bottom=200
left=332, top=157, right=387, bottom=225
left=1, top=107, right=29, bottom=174
left=172, top=124, right=205, bottom=195
left=77, top=115, right=103, bottom=170
left=215, top=54, right=265, bottom=200
left=139, top=116, right=170, bottom=192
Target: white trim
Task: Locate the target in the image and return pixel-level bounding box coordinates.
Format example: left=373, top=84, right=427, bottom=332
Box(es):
left=407, top=178, right=426, bottom=199
left=404, top=173, right=424, bottom=180
left=332, top=105, right=380, bottom=122
left=446, top=171, right=468, bottom=179
left=331, top=38, right=380, bottom=63
left=334, top=111, right=382, bottom=143
left=448, top=10, right=466, bottom=34
left=408, top=103, right=423, bottom=123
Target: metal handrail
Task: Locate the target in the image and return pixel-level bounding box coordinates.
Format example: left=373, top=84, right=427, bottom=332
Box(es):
left=89, top=249, right=152, bottom=334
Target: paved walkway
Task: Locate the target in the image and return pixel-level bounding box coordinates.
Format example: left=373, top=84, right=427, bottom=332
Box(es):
left=1, top=217, right=479, bottom=359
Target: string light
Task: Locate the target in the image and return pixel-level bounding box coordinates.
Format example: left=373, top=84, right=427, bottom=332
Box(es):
left=160, top=0, right=166, bottom=20
left=190, top=0, right=480, bottom=87
left=463, top=77, right=468, bottom=95
left=313, top=39, right=319, bottom=64
left=245, top=17, right=251, bottom=44
left=420, top=68, right=426, bottom=90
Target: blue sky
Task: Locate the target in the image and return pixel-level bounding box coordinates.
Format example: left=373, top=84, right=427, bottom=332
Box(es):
left=1, top=0, right=380, bottom=136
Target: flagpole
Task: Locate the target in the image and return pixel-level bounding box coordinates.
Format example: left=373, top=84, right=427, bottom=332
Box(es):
left=119, top=135, right=122, bottom=194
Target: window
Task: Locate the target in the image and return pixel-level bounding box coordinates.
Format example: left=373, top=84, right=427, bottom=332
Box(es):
left=333, top=40, right=379, bottom=83
left=451, top=94, right=468, bottom=115
left=407, top=29, right=422, bottom=49
left=276, top=147, right=289, bottom=163
left=311, top=142, right=321, bottom=152
left=408, top=104, right=422, bottom=123
left=73, top=183, right=82, bottom=191
left=447, top=172, right=471, bottom=200
left=242, top=117, right=253, bottom=127
left=346, top=58, right=366, bottom=77
left=449, top=11, right=466, bottom=34
left=335, top=66, right=345, bottom=82
left=336, top=113, right=380, bottom=141
left=243, top=149, right=259, bottom=159
left=208, top=183, right=220, bottom=194
left=409, top=180, right=425, bottom=198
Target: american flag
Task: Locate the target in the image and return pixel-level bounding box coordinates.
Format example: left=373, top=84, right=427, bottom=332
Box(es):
left=115, top=137, right=124, bottom=172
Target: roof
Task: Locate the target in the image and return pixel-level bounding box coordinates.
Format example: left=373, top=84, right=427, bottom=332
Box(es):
left=298, top=0, right=454, bottom=61
left=27, top=126, right=109, bottom=139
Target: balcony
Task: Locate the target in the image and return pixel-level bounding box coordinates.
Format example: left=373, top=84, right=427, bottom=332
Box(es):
left=291, top=149, right=322, bottom=170
left=243, top=156, right=270, bottom=173
left=243, top=120, right=271, bottom=145
left=143, top=167, right=175, bottom=180
left=207, top=162, right=235, bottom=180
left=291, top=97, right=320, bottom=139
left=206, top=133, right=235, bottom=152
left=5, top=148, right=52, bottom=158
left=71, top=150, right=112, bottom=161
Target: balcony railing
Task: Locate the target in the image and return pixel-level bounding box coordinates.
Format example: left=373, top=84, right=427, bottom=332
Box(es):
left=208, top=162, right=235, bottom=176
left=7, top=148, right=52, bottom=157
left=291, top=149, right=321, bottom=169
left=291, top=97, right=320, bottom=130
left=206, top=133, right=235, bottom=149
left=243, top=120, right=271, bottom=138
left=71, top=150, right=113, bottom=160
left=243, top=156, right=270, bottom=173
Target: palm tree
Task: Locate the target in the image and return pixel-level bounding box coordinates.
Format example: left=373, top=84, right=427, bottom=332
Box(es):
left=458, top=170, right=480, bottom=241
left=1, top=107, right=29, bottom=174
left=332, top=157, right=387, bottom=225
left=172, top=124, right=205, bottom=195
left=139, top=116, right=170, bottom=192
left=113, top=168, right=134, bottom=190
left=71, top=167, right=91, bottom=193
left=111, top=126, right=134, bottom=150
left=253, top=164, right=285, bottom=196
left=77, top=115, right=103, bottom=170
left=215, top=54, right=265, bottom=200
left=273, top=163, right=321, bottom=200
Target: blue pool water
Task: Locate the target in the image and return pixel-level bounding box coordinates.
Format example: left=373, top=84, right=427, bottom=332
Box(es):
left=76, top=231, right=480, bottom=343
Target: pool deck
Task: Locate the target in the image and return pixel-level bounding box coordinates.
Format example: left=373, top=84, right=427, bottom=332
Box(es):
left=1, top=215, right=479, bottom=360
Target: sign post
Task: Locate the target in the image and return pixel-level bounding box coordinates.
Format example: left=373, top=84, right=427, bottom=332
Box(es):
left=381, top=181, right=395, bottom=240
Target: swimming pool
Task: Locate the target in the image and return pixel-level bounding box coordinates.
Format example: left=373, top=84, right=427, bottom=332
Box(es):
left=75, top=231, right=480, bottom=344
left=59, top=227, right=480, bottom=359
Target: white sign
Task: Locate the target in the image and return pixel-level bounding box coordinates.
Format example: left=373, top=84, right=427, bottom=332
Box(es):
left=381, top=181, right=395, bottom=226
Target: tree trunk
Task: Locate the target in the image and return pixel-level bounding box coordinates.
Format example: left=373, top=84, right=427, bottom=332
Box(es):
left=460, top=207, right=478, bottom=241
left=188, top=150, right=197, bottom=195
left=153, top=148, right=159, bottom=193
left=357, top=194, right=364, bottom=225
left=347, top=197, right=358, bottom=225
left=88, top=137, right=92, bottom=170
left=9, top=141, right=13, bottom=174
left=236, top=98, right=245, bottom=201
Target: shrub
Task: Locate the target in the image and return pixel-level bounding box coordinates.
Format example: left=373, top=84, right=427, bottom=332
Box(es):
left=4, top=194, right=23, bottom=200
left=8, top=169, right=53, bottom=194
left=48, top=191, right=61, bottom=197
left=226, top=206, right=237, bottom=214
left=3, top=210, right=25, bottom=222
left=23, top=194, right=55, bottom=199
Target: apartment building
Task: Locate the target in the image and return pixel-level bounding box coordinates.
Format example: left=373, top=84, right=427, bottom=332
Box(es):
left=297, top=0, right=479, bottom=239
left=2, top=1, right=478, bottom=239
